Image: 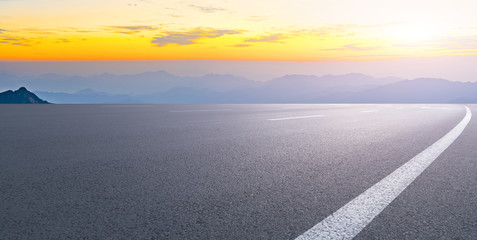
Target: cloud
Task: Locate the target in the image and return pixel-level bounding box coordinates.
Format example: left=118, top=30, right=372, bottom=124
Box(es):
left=323, top=44, right=379, bottom=51
left=189, top=4, right=225, bottom=13
left=0, top=36, right=32, bottom=46
left=248, top=16, right=268, bottom=22
left=108, top=25, right=158, bottom=34
left=168, top=14, right=182, bottom=18
left=343, top=44, right=378, bottom=50
left=152, top=28, right=242, bottom=47
left=24, top=27, right=98, bottom=34
left=231, top=44, right=252, bottom=48
left=19, top=27, right=98, bottom=35
left=19, top=28, right=56, bottom=35
left=308, top=22, right=400, bottom=37
left=128, top=0, right=154, bottom=6
left=56, top=38, right=70, bottom=43
left=394, top=36, right=477, bottom=50
left=0, top=29, right=6, bottom=32
left=244, top=35, right=286, bottom=43
left=347, top=54, right=403, bottom=58
left=442, top=49, right=477, bottom=55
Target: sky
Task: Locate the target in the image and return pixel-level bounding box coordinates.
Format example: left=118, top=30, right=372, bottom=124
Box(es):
left=1, top=0, right=477, bottom=81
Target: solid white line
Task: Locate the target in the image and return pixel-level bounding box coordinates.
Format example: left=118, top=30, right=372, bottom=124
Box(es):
left=361, top=110, right=378, bottom=113
left=418, top=107, right=449, bottom=110
left=101, top=105, right=153, bottom=107
left=170, top=109, right=232, bottom=113
left=268, top=115, right=325, bottom=121
left=295, top=106, right=472, bottom=240
left=282, top=107, right=311, bottom=109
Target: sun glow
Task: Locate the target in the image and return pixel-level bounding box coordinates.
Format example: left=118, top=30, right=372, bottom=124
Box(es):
left=1, top=0, right=477, bottom=61
left=385, top=21, right=442, bottom=43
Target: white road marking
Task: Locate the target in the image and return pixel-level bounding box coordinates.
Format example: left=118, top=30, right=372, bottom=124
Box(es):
left=361, top=110, right=378, bottom=113
left=282, top=107, right=312, bottom=109
left=170, top=109, right=232, bottom=113
left=295, top=106, right=472, bottom=240
left=101, top=105, right=153, bottom=108
left=418, top=106, right=449, bottom=110
left=268, top=115, right=325, bottom=121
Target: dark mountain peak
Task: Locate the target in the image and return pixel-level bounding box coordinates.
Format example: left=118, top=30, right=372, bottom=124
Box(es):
left=17, top=87, right=28, bottom=92
left=0, top=87, right=50, bottom=104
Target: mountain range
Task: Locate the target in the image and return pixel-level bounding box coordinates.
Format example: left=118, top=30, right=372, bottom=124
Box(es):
left=1, top=71, right=476, bottom=104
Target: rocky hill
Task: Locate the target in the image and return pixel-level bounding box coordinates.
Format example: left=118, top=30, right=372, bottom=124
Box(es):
left=0, top=87, right=50, bottom=104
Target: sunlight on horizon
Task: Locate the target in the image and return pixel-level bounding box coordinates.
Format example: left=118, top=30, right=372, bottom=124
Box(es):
left=1, top=0, right=476, bottom=61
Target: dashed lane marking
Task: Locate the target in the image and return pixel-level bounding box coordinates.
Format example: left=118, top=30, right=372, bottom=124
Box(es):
left=170, top=109, right=232, bottom=113
left=268, top=115, right=325, bottom=121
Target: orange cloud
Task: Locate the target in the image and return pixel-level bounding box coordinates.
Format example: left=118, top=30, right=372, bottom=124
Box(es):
left=108, top=25, right=158, bottom=34
left=0, top=36, right=33, bottom=46
left=244, top=35, right=286, bottom=43
left=152, top=28, right=243, bottom=47
left=189, top=4, right=226, bottom=13
left=324, top=44, right=380, bottom=51
left=231, top=44, right=252, bottom=48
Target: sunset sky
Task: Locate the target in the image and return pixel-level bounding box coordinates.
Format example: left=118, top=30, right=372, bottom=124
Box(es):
left=1, top=0, right=477, bottom=61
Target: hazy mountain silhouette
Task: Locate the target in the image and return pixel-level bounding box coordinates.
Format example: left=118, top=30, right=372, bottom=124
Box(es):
left=2, top=70, right=476, bottom=103
left=321, top=78, right=477, bottom=103
left=246, top=73, right=402, bottom=103
left=0, top=71, right=258, bottom=94
left=131, top=73, right=401, bottom=103
left=0, top=87, right=50, bottom=104
left=137, top=77, right=477, bottom=103
left=35, top=89, right=141, bottom=104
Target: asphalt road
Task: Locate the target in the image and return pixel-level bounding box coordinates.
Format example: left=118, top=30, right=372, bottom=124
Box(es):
left=0, top=104, right=475, bottom=239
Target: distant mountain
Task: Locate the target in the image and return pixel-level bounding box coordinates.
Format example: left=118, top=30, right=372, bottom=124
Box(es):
left=0, top=87, right=50, bottom=104
left=0, top=71, right=259, bottom=94
left=2, top=71, right=476, bottom=103
left=249, top=73, right=401, bottom=102
left=137, top=77, right=477, bottom=104
left=266, top=73, right=400, bottom=91
left=35, top=89, right=141, bottom=104
left=0, top=71, right=397, bottom=95
left=322, top=78, right=477, bottom=103
left=133, top=73, right=402, bottom=103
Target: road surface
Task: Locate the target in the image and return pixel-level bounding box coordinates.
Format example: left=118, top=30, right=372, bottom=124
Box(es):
left=1, top=104, right=476, bottom=239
